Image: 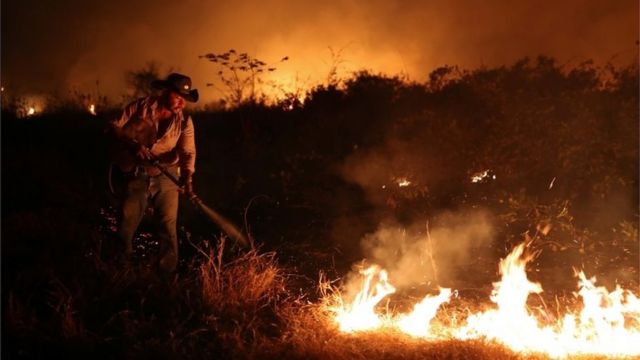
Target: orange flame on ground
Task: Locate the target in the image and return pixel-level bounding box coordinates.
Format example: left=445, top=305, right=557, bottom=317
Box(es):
left=331, top=267, right=450, bottom=335
left=457, top=243, right=640, bottom=357
left=396, top=178, right=411, bottom=187
left=333, top=265, right=396, bottom=332
left=397, top=288, right=452, bottom=337
left=331, top=242, right=640, bottom=358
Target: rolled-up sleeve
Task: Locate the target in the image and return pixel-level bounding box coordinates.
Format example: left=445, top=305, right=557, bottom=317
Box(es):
left=178, top=115, right=196, bottom=174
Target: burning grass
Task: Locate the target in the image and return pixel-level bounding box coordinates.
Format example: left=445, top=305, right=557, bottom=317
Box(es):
left=4, top=231, right=638, bottom=359
left=313, top=242, right=640, bottom=359
left=2, top=207, right=638, bottom=359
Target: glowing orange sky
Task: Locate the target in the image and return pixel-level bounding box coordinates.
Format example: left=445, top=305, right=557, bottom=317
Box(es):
left=2, top=0, right=637, bottom=104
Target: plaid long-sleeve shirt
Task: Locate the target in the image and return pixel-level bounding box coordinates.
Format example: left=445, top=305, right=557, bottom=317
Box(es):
left=109, top=96, right=196, bottom=174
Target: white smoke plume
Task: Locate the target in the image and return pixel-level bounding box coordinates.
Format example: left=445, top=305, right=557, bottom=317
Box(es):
left=360, top=209, right=495, bottom=289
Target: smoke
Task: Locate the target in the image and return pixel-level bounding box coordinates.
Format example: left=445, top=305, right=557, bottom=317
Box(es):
left=360, top=209, right=494, bottom=289
left=339, top=138, right=455, bottom=208
left=3, top=0, right=636, bottom=101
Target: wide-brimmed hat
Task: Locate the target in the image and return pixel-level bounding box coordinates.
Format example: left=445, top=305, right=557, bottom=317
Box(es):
left=151, top=73, right=199, bottom=102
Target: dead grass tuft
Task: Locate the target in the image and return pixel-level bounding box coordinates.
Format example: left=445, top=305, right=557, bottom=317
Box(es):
left=198, top=238, right=289, bottom=350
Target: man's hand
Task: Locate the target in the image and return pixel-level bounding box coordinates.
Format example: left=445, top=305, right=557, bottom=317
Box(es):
left=179, top=171, right=195, bottom=199
left=134, top=144, right=153, bottom=161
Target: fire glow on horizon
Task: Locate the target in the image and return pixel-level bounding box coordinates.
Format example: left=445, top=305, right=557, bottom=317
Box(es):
left=327, top=242, right=640, bottom=358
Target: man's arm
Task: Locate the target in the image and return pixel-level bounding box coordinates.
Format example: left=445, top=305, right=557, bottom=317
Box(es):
left=107, top=99, right=153, bottom=162
left=177, top=115, right=196, bottom=175
left=177, top=115, right=196, bottom=194
left=107, top=99, right=139, bottom=141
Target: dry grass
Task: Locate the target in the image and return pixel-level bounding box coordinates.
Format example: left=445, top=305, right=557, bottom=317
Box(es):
left=197, top=238, right=290, bottom=356
left=258, top=298, right=535, bottom=360
left=262, top=301, right=625, bottom=360
left=200, top=239, right=286, bottom=312
left=4, top=240, right=635, bottom=359
left=250, top=273, right=631, bottom=360
left=191, top=241, right=541, bottom=359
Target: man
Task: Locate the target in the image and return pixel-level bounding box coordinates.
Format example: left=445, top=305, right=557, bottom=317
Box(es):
left=108, top=73, right=198, bottom=275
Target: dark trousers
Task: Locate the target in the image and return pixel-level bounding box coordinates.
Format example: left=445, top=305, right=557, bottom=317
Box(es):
left=118, top=166, right=180, bottom=273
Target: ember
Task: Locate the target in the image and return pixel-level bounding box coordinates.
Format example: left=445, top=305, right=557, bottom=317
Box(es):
left=396, top=178, right=411, bottom=187
left=471, top=170, right=496, bottom=183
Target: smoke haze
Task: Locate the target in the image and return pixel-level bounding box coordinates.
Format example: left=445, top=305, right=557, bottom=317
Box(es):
left=2, top=0, right=637, bottom=102
left=360, top=209, right=495, bottom=289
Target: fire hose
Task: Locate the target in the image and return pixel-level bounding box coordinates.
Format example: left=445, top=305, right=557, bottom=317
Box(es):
left=108, top=145, right=250, bottom=249
left=146, top=156, right=250, bottom=249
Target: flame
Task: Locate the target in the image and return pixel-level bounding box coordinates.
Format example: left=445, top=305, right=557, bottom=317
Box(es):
left=396, top=178, right=411, bottom=187
left=331, top=267, right=449, bottom=336
left=471, top=170, right=493, bottom=183
left=562, top=272, right=640, bottom=356
left=457, top=243, right=640, bottom=357
left=330, top=242, right=640, bottom=358
left=89, top=104, right=97, bottom=115
left=333, top=265, right=396, bottom=332
left=397, top=288, right=451, bottom=337
left=456, top=243, right=550, bottom=351
left=27, top=107, right=36, bottom=116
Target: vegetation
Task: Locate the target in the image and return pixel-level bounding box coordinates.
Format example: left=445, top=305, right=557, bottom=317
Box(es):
left=2, top=56, right=638, bottom=358
left=124, top=61, right=165, bottom=100
left=200, top=49, right=289, bottom=107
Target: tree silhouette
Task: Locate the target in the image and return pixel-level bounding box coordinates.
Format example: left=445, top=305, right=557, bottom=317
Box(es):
left=200, top=50, right=288, bottom=107
left=125, top=61, right=164, bottom=100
